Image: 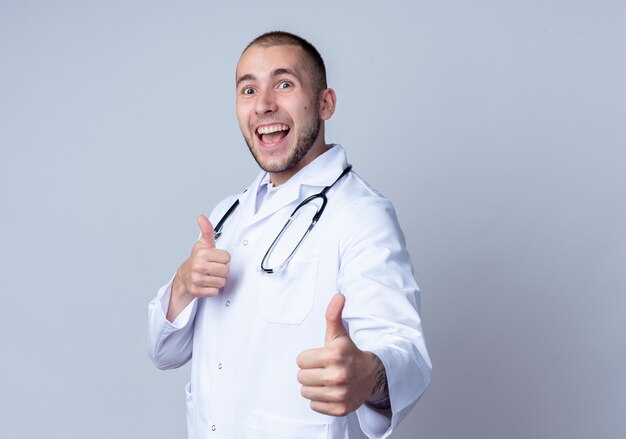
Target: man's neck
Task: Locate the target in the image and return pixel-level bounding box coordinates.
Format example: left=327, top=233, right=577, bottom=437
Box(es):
left=269, top=142, right=329, bottom=186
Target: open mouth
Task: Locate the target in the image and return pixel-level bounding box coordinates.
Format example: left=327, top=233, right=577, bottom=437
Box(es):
left=256, top=123, right=290, bottom=145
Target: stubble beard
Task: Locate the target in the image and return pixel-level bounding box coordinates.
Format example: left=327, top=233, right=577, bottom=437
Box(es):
left=244, top=112, right=321, bottom=174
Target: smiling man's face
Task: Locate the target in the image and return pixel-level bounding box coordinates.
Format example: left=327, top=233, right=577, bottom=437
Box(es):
left=235, top=44, right=332, bottom=185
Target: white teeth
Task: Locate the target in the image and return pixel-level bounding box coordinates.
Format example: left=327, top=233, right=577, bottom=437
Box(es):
left=257, top=124, right=289, bottom=134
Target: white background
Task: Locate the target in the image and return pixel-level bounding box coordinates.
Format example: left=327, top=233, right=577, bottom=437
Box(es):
left=1, top=1, right=624, bottom=438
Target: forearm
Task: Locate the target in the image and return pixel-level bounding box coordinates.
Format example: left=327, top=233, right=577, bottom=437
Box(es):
left=147, top=280, right=197, bottom=369
left=166, top=268, right=195, bottom=322
left=366, top=354, right=392, bottom=417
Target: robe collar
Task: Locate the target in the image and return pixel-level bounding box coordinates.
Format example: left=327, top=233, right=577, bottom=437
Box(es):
left=237, top=144, right=349, bottom=227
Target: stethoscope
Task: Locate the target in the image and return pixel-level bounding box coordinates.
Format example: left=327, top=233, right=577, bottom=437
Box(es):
left=213, top=165, right=352, bottom=273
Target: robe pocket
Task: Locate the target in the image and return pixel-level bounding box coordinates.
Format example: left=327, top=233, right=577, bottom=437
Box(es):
left=256, top=256, right=318, bottom=325
left=185, top=382, right=196, bottom=439
left=246, top=411, right=329, bottom=439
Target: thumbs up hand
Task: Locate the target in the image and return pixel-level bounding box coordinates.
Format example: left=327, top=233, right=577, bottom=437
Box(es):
left=167, top=215, right=231, bottom=322
left=296, top=294, right=381, bottom=417
left=179, top=214, right=231, bottom=297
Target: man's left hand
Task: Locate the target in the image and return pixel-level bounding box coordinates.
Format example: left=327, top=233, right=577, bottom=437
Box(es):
left=296, top=293, right=380, bottom=417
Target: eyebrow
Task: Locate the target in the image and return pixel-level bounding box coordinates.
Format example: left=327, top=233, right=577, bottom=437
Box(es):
left=236, top=68, right=301, bottom=87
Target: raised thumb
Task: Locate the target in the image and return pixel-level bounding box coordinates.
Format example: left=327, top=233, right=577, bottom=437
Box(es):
left=325, top=293, right=348, bottom=345
left=197, top=214, right=215, bottom=248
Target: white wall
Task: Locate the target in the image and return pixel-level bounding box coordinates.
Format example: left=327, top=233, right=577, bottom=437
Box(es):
left=1, top=1, right=624, bottom=438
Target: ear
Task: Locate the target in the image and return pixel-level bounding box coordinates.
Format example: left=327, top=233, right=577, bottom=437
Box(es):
left=318, top=88, right=337, bottom=121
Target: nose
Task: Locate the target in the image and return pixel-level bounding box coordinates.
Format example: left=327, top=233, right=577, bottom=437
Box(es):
left=255, top=88, right=277, bottom=115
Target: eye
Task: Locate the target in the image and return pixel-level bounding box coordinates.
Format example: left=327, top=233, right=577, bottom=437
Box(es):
left=241, top=86, right=256, bottom=95
left=277, top=81, right=292, bottom=90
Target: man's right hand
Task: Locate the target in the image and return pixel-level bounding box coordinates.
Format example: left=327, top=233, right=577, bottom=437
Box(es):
left=167, top=214, right=231, bottom=322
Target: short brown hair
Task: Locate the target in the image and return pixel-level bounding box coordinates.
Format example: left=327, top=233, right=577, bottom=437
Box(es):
left=243, top=31, right=327, bottom=96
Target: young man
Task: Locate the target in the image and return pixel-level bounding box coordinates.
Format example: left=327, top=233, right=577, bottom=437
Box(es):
left=148, top=31, right=431, bottom=439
